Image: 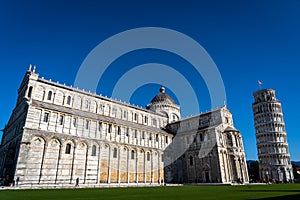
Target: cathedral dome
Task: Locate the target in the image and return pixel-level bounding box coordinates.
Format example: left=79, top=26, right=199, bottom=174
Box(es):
left=150, top=87, right=176, bottom=105
left=146, top=87, right=181, bottom=122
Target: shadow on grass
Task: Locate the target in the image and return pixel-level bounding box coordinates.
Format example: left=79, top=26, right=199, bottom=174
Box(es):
left=245, top=190, right=300, bottom=193
left=251, top=194, right=300, bottom=200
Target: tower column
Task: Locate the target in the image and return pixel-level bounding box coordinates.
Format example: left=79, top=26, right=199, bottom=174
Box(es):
left=252, top=89, right=293, bottom=183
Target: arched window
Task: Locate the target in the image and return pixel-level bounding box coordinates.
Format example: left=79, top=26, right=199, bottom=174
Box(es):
left=85, top=120, right=90, bottom=130
left=43, top=112, right=50, bottom=122
left=189, top=155, right=193, bottom=166
left=91, top=145, right=96, bottom=156
left=134, top=113, right=137, bottom=121
left=47, top=91, right=53, bottom=100
left=131, top=150, right=135, bottom=160
left=73, top=118, right=77, bottom=127
left=98, top=104, right=103, bottom=112
left=108, top=124, right=112, bottom=133
left=85, top=100, right=89, bottom=109
left=117, top=126, right=121, bottom=135
left=142, top=131, right=145, bottom=139
left=28, top=86, right=33, bottom=98
left=113, top=148, right=118, bottom=158
left=225, top=117, right=229, bottom=124
left=134, top=130, right=138, bottom=138
left=58, top=115, right=64, bottom=125
left=227, top=134, right=233, bottom=146
left=123, top=110, right=127, bottom=118
left=199, top=133, right=204, bottom=142
left=98, top=122, right=102, bottom=132
left=172, top=114, right=178, bottom=122
left=67, top=96, right=72, bottom=105
left=126, top=128, right=129, bottom=136
left=147, top=152, right=150, bottom=161
left=152, top=118, right=157, bottom=126
left=65, top=144, right=71, bottom=154
left=234, top=135, right=239, bottom=147
left=112, top=107, right=117, bottom=116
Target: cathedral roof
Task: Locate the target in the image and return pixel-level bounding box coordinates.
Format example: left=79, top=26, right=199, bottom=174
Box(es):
left=150, top=87, right=176, bottom=105
left=224, top=126, right=238, bottom=132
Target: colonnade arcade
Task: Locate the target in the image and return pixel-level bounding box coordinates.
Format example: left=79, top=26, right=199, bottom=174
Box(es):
left=17, top=134, right=163, bottom=185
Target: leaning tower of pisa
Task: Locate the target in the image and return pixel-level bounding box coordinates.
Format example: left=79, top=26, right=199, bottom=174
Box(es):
left=252, top=89, right=293, bottom=183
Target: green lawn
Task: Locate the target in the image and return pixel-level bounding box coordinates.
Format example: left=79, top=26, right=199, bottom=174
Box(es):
left=0, top=184, right=300, bottom=200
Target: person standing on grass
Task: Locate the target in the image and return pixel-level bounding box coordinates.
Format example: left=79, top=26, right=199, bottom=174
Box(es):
left=16, top=177, right=19, bottom=186
left=75, top=177, right=79, bottom=187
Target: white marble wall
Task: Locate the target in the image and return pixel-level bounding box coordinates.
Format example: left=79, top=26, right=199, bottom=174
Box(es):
left=166, top=107, right=249, bottom=184
left=15, top=133, right=165, bottom=185
left=12, top=72, right=171, bottom=185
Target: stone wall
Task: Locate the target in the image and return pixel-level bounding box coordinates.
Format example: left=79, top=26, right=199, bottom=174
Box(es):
left=14, top=130, right=164, bottom=185
left=1, top=69, right=249, bottom=186
left=1, top=70, right=169, bottom=186
left=165, top=107, right=249, bottom=184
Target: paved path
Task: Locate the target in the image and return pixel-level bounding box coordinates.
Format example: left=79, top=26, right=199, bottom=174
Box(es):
left=0, top=183, right=182, bottom=190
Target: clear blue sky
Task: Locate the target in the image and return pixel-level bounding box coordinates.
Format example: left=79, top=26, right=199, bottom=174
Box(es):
left=0, top=0, right=299, bottom=161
